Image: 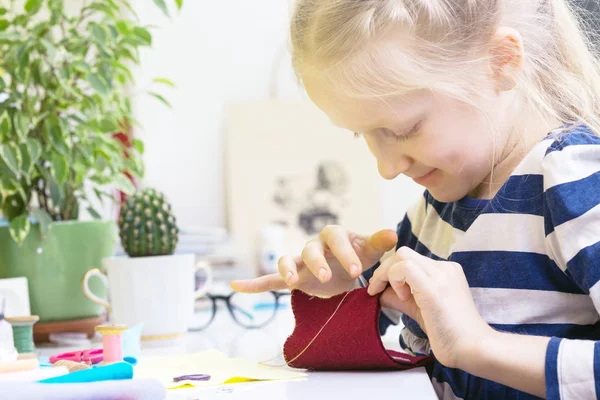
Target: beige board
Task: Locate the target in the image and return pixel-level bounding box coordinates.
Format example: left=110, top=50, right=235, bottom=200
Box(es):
left=225, top=100, right=383, bottom=273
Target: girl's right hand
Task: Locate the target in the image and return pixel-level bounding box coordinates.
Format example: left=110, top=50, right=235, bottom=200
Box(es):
left=230, top=226, right=398, bottom=298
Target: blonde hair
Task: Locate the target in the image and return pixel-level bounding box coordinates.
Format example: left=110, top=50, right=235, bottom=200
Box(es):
left=290, top=0, right=600, bottom=136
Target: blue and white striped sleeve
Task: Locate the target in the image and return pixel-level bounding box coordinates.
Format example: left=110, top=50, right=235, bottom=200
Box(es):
left=542, top=129, right=600, bottom=400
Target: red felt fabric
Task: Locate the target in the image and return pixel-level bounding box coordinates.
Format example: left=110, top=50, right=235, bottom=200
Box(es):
left=283, top=287, right=433, bottom=370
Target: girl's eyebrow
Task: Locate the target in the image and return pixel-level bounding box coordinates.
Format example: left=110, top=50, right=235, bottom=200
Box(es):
left=330, top=118, right=384, bottom=134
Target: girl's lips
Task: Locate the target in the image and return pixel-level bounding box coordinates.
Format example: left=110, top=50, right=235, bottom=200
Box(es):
left=412, top=169, right=438, bottom=185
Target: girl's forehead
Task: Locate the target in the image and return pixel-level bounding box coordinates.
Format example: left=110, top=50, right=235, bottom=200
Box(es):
left=304, top=75, right=427, bottom=130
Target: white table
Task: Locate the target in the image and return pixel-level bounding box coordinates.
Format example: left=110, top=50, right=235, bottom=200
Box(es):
left=39, top=292, right=437, bottom=400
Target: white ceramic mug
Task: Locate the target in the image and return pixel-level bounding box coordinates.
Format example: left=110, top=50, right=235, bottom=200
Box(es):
left=82, top=254, right=212, bottom=341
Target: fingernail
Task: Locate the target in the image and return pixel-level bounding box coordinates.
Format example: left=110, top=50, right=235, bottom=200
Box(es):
left=287, top=271, right=293, bottom=284
left=319, top=268, right=327, bottom=282
left=351, top=264, right=360, bottom=276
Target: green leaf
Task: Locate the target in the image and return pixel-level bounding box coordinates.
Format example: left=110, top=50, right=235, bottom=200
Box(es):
left=125, top=155, right=144, bottom=179
left=175, top=0, right=183, bottom=9
left=0, top=19, right=8, bottom=31
left=31, top=208, right=52, bottom=237
left=119, top=47, right=138, bottom=63
left=58, top=66, right=70, bottom=81
left=0, top=111, right=11, bottom=138
left=16, top=45, right=30, bottom=70
left=0, top=175, right=16, bottom=192
left=93, top=188, right=109, bottom=204
left=90, top=174, right=112, bottom=185
left=116, top=20, right=130, bottom=35
left=31, top=21, right=50, bottom=37
left=90, top=23, right=107, bottom=44
left=99, top=118, right=118, bottom=133
left=12, top=15, right=28, bottom=27
left=44, top=118, right=68, bottom=156
left=15, top=182, right=30, bottom=205
left=0, top=143, right=22, bottom=177
left=24, top=0, right=43, bottom=15
left=0, top=8, right=7, bottom=15
left=153, top=0, right=169, bottom=16
left=108, top=25, right=118, bottom=40
left=50, top=153, right=69, bottom=185
left=115, top=62, right=134, bottom=82
left=9, top=214, right=30, bottom=244
left=132, top=27, right=152, bottom=46
left=84, top=3, right=116, bottom=16
left=19, top=142, right=32, bottom=177
left=148, top=91, right=172, bottom=108
left=87, top=207, right=102, bottom=220
left=153, top=77, right=175, bottom=87
left=26, top=138, right=42, bottom=166
left=30, top=59, right=44, bottom=85
left=72, top=61, right=91, bottom=74
left=0, top=31, right=19, bottom=42
left=16, top=67, right=30, bottom=83
left=87, top=73, right=109, bottom=96
left=132, top=138, right=144, bottom=154
left=114, top=173, right=135, bottom=195
left=31, top=112, right=49, bottom=130
left=14, top=114, right=29, bottom=139
left=99, top=61, right=112, bottom=89
left=47, top=175, right=63, bottom=207
left=40, top=39, right=56, bottom=60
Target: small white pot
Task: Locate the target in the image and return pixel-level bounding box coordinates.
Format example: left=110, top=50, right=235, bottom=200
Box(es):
left=82, top=253, right=213, bottom=340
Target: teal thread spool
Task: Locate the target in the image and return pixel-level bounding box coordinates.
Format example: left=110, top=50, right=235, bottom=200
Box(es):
left=6, top=316, right=39, bottom=358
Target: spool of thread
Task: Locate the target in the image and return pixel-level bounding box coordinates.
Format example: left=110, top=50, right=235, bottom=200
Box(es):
left=95, top=324, right=128, bottom=366
left=6, top=316, right=39, bottom=358
left=0, top=358, right=39, bottom=374
left=52, top=359, right=91, bottom=373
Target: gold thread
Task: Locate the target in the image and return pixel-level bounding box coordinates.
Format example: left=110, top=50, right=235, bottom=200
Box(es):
left=261, top=290, right=352, bottom=368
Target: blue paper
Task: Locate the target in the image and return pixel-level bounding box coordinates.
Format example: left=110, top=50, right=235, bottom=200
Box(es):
left=38, top=362, right=133, bottom=384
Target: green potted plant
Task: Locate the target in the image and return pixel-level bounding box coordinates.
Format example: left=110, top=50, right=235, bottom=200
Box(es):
left=81, top=188, right=213, bottom=340
left=0, top=0, right=181, bottom=326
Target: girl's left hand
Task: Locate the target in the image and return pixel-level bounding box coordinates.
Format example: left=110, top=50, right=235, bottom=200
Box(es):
left=369, top=247, right=494, bottom=369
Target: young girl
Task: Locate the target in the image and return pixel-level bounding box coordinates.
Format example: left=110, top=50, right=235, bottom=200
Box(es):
left=231, top=0, right=600, bottom=398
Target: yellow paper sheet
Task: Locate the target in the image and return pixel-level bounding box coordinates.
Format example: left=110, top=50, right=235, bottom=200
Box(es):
left=134, top=350, right=306, bottom=389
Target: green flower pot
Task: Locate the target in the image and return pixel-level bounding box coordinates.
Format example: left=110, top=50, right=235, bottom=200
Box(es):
left=0, top=220, right=116, bottom=322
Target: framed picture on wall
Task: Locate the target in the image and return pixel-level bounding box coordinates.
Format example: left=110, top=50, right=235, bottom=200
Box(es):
left=225, top=100, right=383, bottom=274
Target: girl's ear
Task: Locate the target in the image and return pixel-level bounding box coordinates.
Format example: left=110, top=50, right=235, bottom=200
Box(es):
left=488, top=27, right=524, bottom=92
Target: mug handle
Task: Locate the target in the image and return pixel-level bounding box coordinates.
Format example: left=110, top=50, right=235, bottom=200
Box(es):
left=82, top=268, right=112, bottom=314
left=194, top=261, right=213, bottom=299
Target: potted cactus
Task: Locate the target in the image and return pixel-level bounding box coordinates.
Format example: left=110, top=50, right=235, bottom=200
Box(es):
left=118, top=188, right=179, bottom=257
left=82, top=188, right=212, bottom=339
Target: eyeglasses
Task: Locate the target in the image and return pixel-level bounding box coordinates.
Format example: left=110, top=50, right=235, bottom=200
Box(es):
left=189, top=291, right=291, bottom=331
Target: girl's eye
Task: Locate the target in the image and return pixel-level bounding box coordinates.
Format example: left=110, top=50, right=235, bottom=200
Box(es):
left=378, top=126, right=419, bottom=143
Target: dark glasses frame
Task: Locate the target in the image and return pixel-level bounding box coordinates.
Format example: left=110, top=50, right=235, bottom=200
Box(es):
left=189, top=291, right=291, bottom=331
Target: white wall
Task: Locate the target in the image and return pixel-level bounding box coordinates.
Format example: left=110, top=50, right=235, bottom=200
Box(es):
left=131, top=0, right=423, bottom=232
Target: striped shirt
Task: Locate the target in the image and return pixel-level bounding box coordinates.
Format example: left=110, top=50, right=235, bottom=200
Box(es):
left=363, top=125, right=600, bottom=400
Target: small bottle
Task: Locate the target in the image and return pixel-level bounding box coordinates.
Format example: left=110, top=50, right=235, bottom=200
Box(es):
left=0, top=299, right=17, bottom=362
left=258, top=224, right=286, bottom=275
